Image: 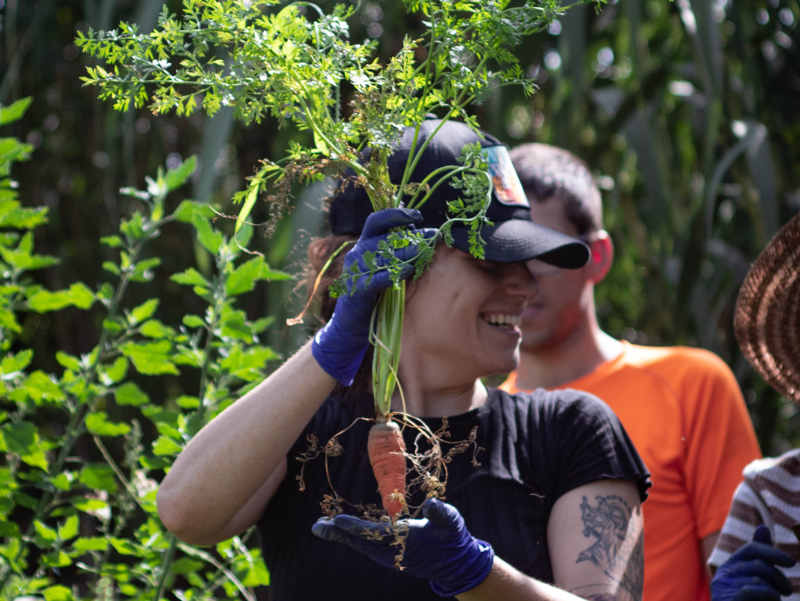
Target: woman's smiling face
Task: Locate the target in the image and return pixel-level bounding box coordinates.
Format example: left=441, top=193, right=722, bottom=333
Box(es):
left=401, top=244, right=539, bottom=385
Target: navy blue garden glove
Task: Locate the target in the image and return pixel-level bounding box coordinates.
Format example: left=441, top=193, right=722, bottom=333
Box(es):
left=312, top=208, right=437, bottom=386
left=312, top=497, right=495, bottom=597
left=710, top=525, right=796, bottom=601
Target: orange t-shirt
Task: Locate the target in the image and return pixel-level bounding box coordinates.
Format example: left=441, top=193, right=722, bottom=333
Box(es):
left=501, top=342, right=761, bottom=601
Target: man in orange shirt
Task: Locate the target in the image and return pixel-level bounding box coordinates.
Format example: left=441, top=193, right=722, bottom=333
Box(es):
left=501, top=143, right=762, bottom=601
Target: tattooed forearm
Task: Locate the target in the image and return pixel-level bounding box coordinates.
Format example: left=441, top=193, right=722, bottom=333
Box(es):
left=575, top=495, right=643, bottom=600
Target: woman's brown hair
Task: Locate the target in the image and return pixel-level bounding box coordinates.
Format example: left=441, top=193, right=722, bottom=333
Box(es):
left=302, top=234, right=375, bottom=401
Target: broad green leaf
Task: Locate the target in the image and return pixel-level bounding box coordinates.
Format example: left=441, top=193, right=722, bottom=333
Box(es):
left=42, top=550, right=71, bottom=568
left=176, top=395, right=200, bottom=409
left=119, top=341, right=179, bottom=375
left=34, top=520, right=58, bottom=545
left=0, top=308, right=21, bottom=333
left=192, top=212, right=224, bottom=254
left=99, top=356, right=128, bottom=385
left=0, top=520, right=19, bottom=537
left=0, top=200, right=46, bottom=229
left=129, top=257, right=161, bottom=282
left=152, top=436, right=183, bottom=456
left=114, top=381, right=149, bottom=406
left=110, top=537, right=143, bottom=556
left=1, top=422, right=48, bottom=470
left=102, top=319, right=123, bottom=333
left=73, top=497, right=110, bottom=521
left=226, top=256, right=266, bottom=296
left=58, top=515, right=79, bottom=541
left=164, top=155, right=197, bottom=191
left=171, top=267, right=208, bottom=287
left=55, top=352, right=81, bottom=372
left=1, top=349, right=33, bottom=376
left=79, top=464, right=117, bottom=493
left=259, top=263, right=292, bottom=281
left=220, top=311, right=254, bottom=342
left=251, top=316, right=275, bottom=333
left=0, top=238, right=59, bottom=271
left=86, top=412, right=131, bottom=437
left=140, top=319, right=176, bottom=339
left=102, top=261, right=121, bottom=275
left=130, top=298, right=159, bottom=324
left=172, top=200, right=216, bottom=223
left=100, top=235, right=123, bottom=248
left=43, top=585, right=75, bottom=601
left=0, top=97, right=33, bottom=126
left=142, top=405, right=180, bottom=427
left=24, top=371, right=65, bottom=404
left=170, top=557, right=205, bottom=574
left=27, top=283, right=96, bottom=312
left=71, top=536, right=110, bottom=552
left=182, top=314, right=205, bottom=328
left=51, top=472, right=73, bottom=491
left=120, top=212, right=146, bottom=241
left=242, top=558, right=271, bottom=587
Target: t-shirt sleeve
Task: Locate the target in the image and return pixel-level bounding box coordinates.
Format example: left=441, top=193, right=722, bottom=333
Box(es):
left=707, top=481, right=763, bottom=568
left=539, top=389, right=651, bottom=503
left=678, top=353, right=763, bottom=540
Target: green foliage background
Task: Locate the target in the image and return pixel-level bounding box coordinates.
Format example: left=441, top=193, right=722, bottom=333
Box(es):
left=0, top=0, right=798, bottom=598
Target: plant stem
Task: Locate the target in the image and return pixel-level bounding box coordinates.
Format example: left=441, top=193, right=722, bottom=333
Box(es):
left=152, top=534, right=177, bottom=601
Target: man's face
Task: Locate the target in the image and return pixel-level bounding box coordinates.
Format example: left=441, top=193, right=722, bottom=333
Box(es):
left=519, top=197, right=595, bottom=352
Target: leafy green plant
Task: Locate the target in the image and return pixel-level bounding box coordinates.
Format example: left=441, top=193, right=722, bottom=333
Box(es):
left=0, top=97, right=288, bottom=599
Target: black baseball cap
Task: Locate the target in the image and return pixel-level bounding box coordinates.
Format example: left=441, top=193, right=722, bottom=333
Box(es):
left=328, top=118, right=589, bottom=268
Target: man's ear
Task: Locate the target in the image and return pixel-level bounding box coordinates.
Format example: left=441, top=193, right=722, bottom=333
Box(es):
left=588, top=231, right=613, bottom=284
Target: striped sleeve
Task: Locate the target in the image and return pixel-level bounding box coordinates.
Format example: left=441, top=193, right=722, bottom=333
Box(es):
left=707, top=481, right=765, bottom=563
left=708, top=450, right=800, bottom=600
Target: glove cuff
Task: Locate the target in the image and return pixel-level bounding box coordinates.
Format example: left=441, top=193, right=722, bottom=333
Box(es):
left=430, top=540, right=495, bottom=597
left=311, top=325, right=369, bottom=387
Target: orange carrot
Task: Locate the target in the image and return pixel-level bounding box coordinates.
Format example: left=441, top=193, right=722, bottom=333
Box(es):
left=368, top=420, right=407, bottom=520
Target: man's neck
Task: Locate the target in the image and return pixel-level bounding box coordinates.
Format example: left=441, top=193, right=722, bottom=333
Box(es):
left=515, top=315, right=623, bottom=391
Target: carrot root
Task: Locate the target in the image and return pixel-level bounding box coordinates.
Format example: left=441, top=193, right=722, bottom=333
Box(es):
left=368, top=420, right=407, bottom=520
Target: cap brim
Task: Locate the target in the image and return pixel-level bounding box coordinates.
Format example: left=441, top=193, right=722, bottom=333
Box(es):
left=450, top=219, right=590, bottom=268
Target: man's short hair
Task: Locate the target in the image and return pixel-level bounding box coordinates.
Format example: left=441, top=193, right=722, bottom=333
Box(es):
left=509, top=143, right=602, bottom=236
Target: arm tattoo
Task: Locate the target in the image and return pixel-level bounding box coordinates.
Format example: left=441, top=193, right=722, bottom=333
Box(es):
left=575, top=495, right=644, bottom=600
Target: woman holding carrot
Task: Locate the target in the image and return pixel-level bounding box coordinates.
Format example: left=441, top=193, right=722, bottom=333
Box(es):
left=157, top=119, right=650, bottom=600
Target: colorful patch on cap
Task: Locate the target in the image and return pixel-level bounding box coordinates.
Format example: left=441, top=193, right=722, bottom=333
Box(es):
left=482, top=145, right=530, bottom=208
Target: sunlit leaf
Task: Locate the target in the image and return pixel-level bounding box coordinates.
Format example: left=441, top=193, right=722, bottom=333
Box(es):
left=114, top=381, right=149, bottom=406
left=164, top=155, right=197, bottom=191
left=26, top=283, right=96, bottom=312
left=79, top=464, right=117, bottom=493
left=0, top=97, right=33, bottom=126
left=86, top=412, right=131, bottom=437
left=192, top=212, right=224, bottom=254
left=119, top=341, right=179, bottom=375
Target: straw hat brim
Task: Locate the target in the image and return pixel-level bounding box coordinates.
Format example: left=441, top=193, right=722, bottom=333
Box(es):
left=734, top=214, right=800, bottom=401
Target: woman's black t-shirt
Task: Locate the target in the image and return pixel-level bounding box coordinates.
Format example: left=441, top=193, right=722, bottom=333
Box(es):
left=257, top=387, right=650, bottom=601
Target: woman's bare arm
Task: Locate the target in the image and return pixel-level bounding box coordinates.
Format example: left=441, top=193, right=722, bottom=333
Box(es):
left=548, top=479, right=644, bottom=600
left=457, top=479, right=643, bottom=601
left=156, top=340, right=334, bottom=546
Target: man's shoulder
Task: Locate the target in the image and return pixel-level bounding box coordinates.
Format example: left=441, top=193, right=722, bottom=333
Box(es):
left=618, top=343, right=736, bottom=383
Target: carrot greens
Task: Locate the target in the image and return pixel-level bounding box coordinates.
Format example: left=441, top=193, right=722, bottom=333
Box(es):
left=78, top=0, right=584, bottom=500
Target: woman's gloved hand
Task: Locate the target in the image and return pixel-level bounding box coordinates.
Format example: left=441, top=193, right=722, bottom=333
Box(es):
left=312, top=497, right=495, bottom=597
left=311, top=207, right=437, bottom=386
left=710, top=525, right=795, bottom=601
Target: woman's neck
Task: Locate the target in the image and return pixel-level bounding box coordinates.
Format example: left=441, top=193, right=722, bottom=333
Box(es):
left=391, top=372, right=488, bottom=418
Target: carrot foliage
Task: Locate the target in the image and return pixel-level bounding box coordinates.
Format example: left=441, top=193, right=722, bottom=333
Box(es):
left=77, top=0, right=586, bottom=413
